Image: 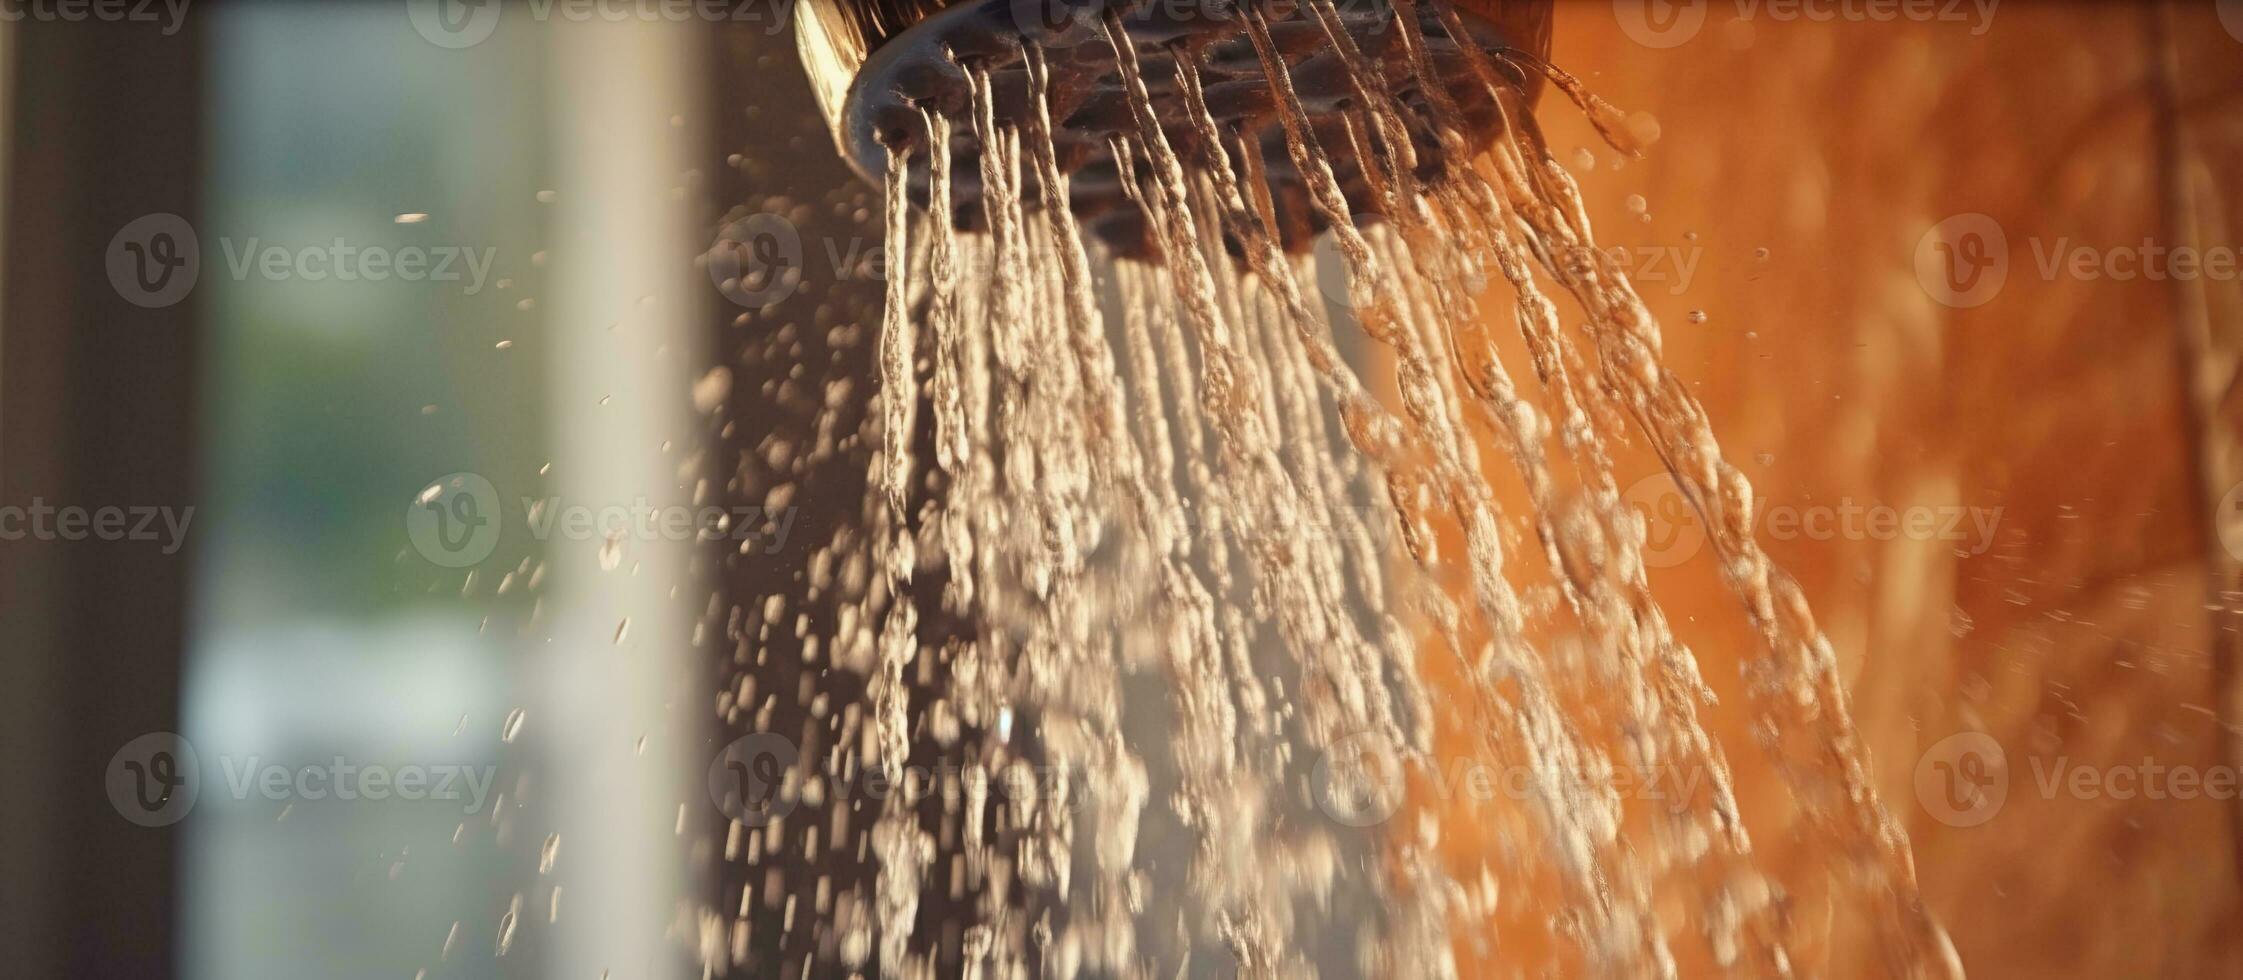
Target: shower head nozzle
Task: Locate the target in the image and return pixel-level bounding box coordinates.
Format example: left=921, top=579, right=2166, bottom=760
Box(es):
left=795, top=0, right=1554, bottom=254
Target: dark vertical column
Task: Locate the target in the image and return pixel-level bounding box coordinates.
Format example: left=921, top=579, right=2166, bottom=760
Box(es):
left=704, top=14, right=885, bottom=976
left=704, top=13, right=870, bottom=968
left=0, top=17, right=204, bottom=980
left=705, top=10, right=999, bottom=974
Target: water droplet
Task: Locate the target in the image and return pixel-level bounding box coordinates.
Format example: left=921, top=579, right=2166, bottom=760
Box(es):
left=693, top=367, right=734, bottom=414
left=495, top=895, right=521, bottom=956
left=501, top=709, right=527, bottom=744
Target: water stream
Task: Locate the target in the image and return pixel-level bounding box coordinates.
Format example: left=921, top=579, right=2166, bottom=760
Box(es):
left=752, top=4, right=1963, bottom=976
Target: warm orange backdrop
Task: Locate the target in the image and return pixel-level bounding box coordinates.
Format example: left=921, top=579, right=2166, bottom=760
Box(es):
left=1430, top=3, right=2243, bottom=976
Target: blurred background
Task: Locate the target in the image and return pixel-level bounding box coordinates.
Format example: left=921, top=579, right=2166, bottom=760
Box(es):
left=1, top=6, right=739, bottom=978
left=1, top=2, right=2239, bottom=978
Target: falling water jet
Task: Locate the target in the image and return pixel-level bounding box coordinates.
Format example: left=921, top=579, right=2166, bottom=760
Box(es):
left=752, top=0, right=1967, bottom=976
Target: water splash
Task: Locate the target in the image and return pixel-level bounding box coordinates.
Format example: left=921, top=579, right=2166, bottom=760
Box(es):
left=720, top=2, right=1957, bottom=976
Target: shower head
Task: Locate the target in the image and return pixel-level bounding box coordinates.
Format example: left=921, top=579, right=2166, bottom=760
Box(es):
left=794, top=0, right=1553, bottom=255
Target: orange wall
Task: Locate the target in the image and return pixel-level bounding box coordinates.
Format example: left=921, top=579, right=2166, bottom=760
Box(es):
left=1434, top=3, right=2243, bottom=976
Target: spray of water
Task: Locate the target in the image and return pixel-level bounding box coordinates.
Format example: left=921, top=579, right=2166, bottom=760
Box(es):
left=736, top=3, right=1965, bottom=976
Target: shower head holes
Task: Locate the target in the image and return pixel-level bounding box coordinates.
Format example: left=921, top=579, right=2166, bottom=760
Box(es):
left=837, top=0, right=1539, bottom=255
